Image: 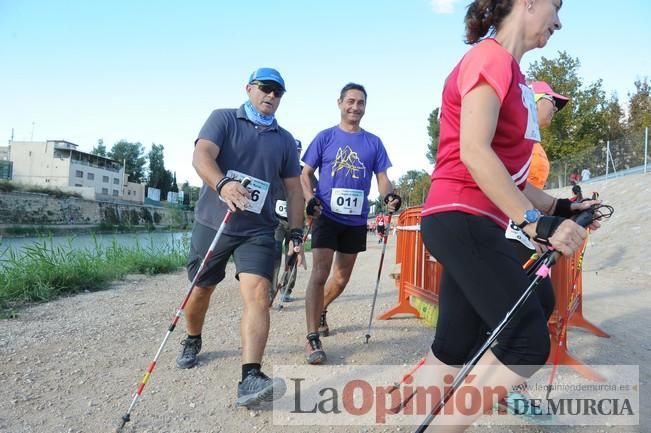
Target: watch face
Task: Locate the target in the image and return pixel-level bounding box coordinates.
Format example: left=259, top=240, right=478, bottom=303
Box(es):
left=525, top=209, right=541, bottom=223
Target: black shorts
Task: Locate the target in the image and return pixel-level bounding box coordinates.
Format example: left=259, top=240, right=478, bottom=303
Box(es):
left=186, top=223, right=276, bottom=287
left=377, top=225, right=386, bottom=234
left=310, top=214, right=367, bottom=254
left=421, top=212, right=551, bottom=377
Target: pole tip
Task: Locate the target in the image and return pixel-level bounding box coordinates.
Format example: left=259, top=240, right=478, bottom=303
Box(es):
left=116, top=414, right=130, bottom=432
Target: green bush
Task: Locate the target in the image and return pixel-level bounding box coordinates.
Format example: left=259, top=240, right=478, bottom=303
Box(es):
left=0, top=234, right=189, bottom=317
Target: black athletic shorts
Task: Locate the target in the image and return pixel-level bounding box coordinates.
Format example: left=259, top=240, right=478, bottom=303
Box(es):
left=186, top=222, right=275, bottom=287
left=310, top=214, right=367, bottom=254
left=421, top=212, right=551, bottom=377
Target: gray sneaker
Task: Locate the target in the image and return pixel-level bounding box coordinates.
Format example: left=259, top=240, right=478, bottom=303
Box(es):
left=236, top=369, right=287, bottom=408
left=176, top=337, right=201, bottom=369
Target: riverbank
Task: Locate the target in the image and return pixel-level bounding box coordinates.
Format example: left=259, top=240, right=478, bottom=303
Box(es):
left=0, top=190, right=194, bottom=236
left=0, top=232, right=189, bottom=318
left=0, top=223, right=187, bottom=238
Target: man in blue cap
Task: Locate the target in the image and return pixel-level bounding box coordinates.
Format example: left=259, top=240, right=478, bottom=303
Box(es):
left=176, top=67, right=304, bottom=409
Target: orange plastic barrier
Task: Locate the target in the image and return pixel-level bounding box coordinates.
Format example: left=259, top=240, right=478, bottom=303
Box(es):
left=549, top=241, right=610, bottom=381
left=379, top=206, right=609, bottom=381
left=378, top=207, right=441, bottom=321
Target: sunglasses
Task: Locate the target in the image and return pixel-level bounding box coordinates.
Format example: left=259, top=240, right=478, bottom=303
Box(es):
left=540, top=94, right=558, bottom=112
left=251, top=81, right=285, bottom=97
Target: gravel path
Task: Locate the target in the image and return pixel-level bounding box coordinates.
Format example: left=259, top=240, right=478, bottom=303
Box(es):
left=1, top=188, right=648, bottom=433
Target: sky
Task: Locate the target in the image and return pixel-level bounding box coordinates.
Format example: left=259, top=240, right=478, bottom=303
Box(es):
left=1, top=0, right=650, bottom=191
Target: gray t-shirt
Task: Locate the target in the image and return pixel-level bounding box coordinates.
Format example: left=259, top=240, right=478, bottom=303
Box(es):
left=194, top=106, right=301, bottom=236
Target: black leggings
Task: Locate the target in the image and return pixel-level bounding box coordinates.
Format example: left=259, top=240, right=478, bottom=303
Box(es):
left=421, top=212, right=553, bottom=378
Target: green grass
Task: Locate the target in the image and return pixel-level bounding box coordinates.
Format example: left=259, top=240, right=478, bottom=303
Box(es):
left=0, top=235, right=189, bottom=318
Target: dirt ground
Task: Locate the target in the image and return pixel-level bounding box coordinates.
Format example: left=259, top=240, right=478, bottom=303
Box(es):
left=0, top=174, right=648, bottom=433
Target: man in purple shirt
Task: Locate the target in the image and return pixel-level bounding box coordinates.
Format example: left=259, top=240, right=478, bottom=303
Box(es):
left=300, top=83, right=402, bottom=364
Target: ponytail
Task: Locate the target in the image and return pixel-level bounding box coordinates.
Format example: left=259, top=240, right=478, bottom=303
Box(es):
left=464, top=0, right=515, bottom=44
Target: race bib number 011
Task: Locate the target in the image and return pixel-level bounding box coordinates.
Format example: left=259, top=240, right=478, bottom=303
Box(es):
left=330, top=188, right=364, bottom=215
left=224, top=170, right=270, bottom=214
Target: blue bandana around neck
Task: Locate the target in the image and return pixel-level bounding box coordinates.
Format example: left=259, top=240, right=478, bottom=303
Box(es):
left=244, top=100, right=275, bottom=126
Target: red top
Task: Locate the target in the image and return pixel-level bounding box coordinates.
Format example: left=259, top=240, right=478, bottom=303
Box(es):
left=422, top=39, right=540, bottom=228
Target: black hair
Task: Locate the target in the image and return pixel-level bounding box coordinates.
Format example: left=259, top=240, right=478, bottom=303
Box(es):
left=339, top=83, right=367, bottom=101
left=572, top=184, right=583, bottom=200
left=464, top=0, right=516, bottom=44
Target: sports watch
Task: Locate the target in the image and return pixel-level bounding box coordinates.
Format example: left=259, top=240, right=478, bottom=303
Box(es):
left=517, top=208, right=542, bottom=229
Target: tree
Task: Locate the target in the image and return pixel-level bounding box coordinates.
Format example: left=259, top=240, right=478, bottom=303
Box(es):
left=147, top=143, right=174, bottom=198
left=395, top=169, right=430, bottom=208
left=426, top=107, right=441, bottom=164
left=603, top=95, right=626, bottom=141
left=91, top=139, right=107, bottom=157
left=627, top=78, right=651, bottom=136
left=171, top=172, right=179, bottom=193
left=109, top=140, right=147, bottom=183
left=370, top=195, right=384, bottom=216
left=180, top=181, right=200, bottom=206
left=527, top=51, right=621, bottom=177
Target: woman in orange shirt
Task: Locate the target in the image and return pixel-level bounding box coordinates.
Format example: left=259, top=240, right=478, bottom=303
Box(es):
left=527, top=81, right=569, bottom=189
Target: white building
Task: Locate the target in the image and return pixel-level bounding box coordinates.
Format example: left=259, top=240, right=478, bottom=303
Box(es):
left=7, top=140, right=130, bottom=200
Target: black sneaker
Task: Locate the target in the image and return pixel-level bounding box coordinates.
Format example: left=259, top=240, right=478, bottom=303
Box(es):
left=236, top=369, right=287, bottom=408
left=176, top=337, right=201, bottom=369
left=305, top=332, right=327, bottom=365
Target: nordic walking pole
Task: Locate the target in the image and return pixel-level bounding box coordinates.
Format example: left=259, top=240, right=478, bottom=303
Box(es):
left=387, top=356, right=427, bottom=414
left=364, top=212, right=393, bottom=344
left=275, top=218, right=313, bottom=310
left=116, top=178, right=251, bottom=433
left=413, top=206, right=608, bottom=433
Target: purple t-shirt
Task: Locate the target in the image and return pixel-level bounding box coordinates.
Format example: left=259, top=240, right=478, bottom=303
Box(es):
left=302, top=126, right=392, bottom=225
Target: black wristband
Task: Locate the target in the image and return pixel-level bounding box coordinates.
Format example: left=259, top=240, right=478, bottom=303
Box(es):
left=306, top=197, right=321, bottom=216
left=534, top=216, right=564, bottom=245
left=553, top=198, right=574, bottom=218
left=384, top=192, right=402, bottom=212
left=289, top=228, right=304, bottom=246
left=216, top=176, right=235, bottom=196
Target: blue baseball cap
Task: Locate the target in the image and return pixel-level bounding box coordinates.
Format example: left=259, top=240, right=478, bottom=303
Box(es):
left=248, top=67, right=286, bottom=91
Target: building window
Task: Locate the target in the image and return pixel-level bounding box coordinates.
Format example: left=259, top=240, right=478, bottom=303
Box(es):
left=127, top=190, right=131, bottom=196
left=76, top=170, right=83, bottom=178
left=87, top=173, right=95, bottom=180
left=102, top=188, right=108, bottom=195
left=103, top=176, right=109, bottom=183
left=75, top=184, right=82, bottom=187
left=113, top=178, right=120, bottom=185
left=112, top=190, right=119, bottom=196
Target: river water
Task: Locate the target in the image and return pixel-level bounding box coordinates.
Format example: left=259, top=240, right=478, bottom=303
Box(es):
left=0, top=231, right=191, bottom=263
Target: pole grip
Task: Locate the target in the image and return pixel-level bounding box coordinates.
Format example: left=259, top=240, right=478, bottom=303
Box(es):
left=573, top=207, right=595, bottom=228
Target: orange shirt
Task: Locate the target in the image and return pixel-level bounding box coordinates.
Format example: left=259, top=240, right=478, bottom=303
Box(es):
left=527, top=142, right=550, bottom=189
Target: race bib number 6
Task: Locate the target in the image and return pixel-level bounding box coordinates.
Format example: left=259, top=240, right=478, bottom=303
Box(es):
left=330, top=188, right=364, bottom=215
left=224, top=170, right=270, bottom=214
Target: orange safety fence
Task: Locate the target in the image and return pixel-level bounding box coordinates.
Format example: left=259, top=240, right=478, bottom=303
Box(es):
left=378, top=207, right=441, bottom=321
left=549, top=238, right=610, bottom=381
left=379, top=206, right=609, bottom=381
